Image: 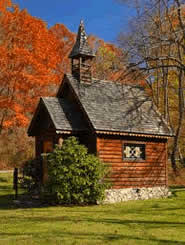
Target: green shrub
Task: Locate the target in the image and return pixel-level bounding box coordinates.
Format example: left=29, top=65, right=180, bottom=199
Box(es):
left=21, top=157, right=42, bottom=192
left=44, top=136, right=110, bottom=204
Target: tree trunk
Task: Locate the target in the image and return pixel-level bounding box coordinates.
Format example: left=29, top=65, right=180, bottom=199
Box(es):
left=171, top=69, right=184, bottom=172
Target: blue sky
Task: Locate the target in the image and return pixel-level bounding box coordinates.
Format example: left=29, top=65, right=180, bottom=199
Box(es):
left=12, top=0, right=134, bottom=43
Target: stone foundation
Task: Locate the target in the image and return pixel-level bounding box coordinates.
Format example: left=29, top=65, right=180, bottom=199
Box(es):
left=103, top=186, right=171, bottom=204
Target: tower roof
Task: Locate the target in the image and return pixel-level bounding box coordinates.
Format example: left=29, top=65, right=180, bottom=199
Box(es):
left=69, top=20, right=95, bottom=58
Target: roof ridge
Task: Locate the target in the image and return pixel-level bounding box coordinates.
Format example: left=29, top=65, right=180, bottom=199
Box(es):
left=66, top=73, right=144, bottom=89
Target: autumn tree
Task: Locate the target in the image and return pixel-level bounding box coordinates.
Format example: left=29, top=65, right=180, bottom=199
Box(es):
left=117, top=0, right=185, bottom=171
left=0, top=1, right=73, bottom=130
left=0, top=0, right=76, bottom=167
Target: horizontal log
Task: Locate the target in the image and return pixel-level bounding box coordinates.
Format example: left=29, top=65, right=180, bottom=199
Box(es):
left=110, top=172, right=165, bottom=177
left=146, top=148, right=165, bottom=152
left=99, top=155, right=122, bottom=159
left=119, top=161, right=162, bottom=165
left=98, top=139, right=122, bottom=143
left=110, top=166, right=165, bottom=171
left=99, top=155, right=164, bottom=164
left=105, top=163, right=165, bottom=167
left=112, top=184, right=166, bottom=188
left=110, top=180, right=166, bottom=185
left=100, top=156, right=163, bottom=161
left=146, top=156, right=165, bottom=160
left=146, top=156, right=165, bottom=161
left=107, top=176, right=166, bottom=181
left=98, top=151, right=122, bottom=156
left=99, top=156, right=165, bottom=161
left=101, top=159, right=164, bottom=164
left=99, top=143, right=122, bottom=148
left=110, top=171, right=165, bottom=176
left=147, top=152, right=165, bottom=156
left=150, top=149, right=165, bottom=153
left=110, top=173, right=166, bottom=178
left=99, top=146, right=122, bottom=151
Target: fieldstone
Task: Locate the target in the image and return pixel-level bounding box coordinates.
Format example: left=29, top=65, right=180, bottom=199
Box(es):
left=103, top=186, right=171, bottom=204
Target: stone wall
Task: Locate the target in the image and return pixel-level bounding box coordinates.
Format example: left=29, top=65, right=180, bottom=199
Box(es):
left=103, top=186, right=171, bottom=204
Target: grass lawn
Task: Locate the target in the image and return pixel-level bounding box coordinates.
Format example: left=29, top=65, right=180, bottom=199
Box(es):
left=0, top=172, right=185, bottom=245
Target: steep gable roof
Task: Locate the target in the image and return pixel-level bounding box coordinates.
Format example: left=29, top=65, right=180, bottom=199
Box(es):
left=64, top=74, right=173, bottom=137
left=42, top=97, right=87, bottom=131
left=28, top=97, right=87, bottom=136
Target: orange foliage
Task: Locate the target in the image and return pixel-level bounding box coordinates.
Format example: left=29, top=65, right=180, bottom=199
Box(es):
left=0, top=0, right=11, bottom=11
left=0, top=0, right=75, bottom=129
left=49, top=24, right=75, bottom=74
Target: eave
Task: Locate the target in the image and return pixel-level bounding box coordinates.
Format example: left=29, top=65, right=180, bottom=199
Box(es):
left=55, top=129, right=88, bottom=135
left=95, top=130, right=174, bottom=139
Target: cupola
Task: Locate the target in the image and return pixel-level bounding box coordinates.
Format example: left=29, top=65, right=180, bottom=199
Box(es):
left=69, top=20, right=95, bottom=83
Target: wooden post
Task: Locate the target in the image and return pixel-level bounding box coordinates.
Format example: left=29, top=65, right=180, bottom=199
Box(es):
left=13, top=168, right=18, bottom=199
left=42, top=140, right=53, bottom=184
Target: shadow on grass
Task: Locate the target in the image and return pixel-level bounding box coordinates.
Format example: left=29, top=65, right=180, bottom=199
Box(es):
left=0, top=194, right=15, bottom=209
left=24, top=216, right=185, bottom=228
left=1, top=210, right=184, bottom=228
left=0, top=192, right=100, bottom=210
left=0, top=193, right=50, bottom=210
left=170, top=185, right=185, bottom=189
left=0, top=185, right=13, bottom=190
left=91, top=217, right=185, bottom=228
left=0, top=230, right=185, bottom=244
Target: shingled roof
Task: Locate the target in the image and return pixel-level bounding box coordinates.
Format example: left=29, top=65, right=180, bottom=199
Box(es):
left=68, top=20, right=95, bottom=58
left=28, top=97, right=87, bottom=136
left=64, top=74, right=173, bottom=137
left=42, top=97, right=86, bottom=131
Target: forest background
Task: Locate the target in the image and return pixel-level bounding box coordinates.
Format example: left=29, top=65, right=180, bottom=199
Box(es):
left=0, top=0, right=184, bottom=175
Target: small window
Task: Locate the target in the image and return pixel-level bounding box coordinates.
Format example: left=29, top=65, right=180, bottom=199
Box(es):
left=123, top=143, right=145, bottom=160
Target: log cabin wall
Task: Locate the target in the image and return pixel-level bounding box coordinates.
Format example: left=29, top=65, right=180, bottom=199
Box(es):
left=97, top=135, right=168, bottom=189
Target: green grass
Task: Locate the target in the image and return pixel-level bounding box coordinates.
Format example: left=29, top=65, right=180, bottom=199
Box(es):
left=0, top=172, right=185, bottom=245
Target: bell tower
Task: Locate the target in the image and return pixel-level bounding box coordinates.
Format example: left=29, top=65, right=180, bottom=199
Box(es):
left=69, top=20, right=95, bottom=83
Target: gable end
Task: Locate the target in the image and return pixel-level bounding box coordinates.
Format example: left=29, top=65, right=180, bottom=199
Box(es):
left=28, top=99, right=55, bottom=136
